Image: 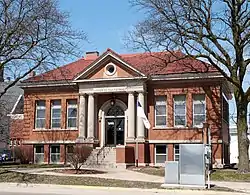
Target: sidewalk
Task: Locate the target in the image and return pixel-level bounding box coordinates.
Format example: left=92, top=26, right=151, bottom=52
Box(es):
left=7, top=167, right=250, bottom=193
left=9, top=167, right=164, bottom=183
left=0, top=183, right=246, bottom=195
left=211, top=181, right=250, bottom=193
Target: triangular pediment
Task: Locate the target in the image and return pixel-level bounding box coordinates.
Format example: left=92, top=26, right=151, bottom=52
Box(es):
left=74, top=49, right=145, bottom=81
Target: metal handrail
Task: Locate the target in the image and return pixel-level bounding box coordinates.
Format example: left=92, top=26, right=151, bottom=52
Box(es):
left=96, top=145, right=112, bottom=164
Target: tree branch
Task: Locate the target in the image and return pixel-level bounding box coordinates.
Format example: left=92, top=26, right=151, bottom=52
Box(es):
left=0, top=56, right=47, bottom=98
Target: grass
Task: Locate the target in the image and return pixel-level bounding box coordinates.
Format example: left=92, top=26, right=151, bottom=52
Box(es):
left=129, top=166, right=165, bottom=177
left=211, top=169, right=250, bottom=182
left=0, top=163, right=70, bottom=169
left=0, top=169, right=236, bottom=192
left=0, top=169, right=161, bottom=189
left=129, top=166, right=250, bottom=182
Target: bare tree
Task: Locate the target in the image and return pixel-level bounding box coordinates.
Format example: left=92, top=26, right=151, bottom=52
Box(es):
left=127, top=0, right=250, bottom=172
left=66, top=145, right=92, bottom=174
left=0, top=0, right=86, bottom=98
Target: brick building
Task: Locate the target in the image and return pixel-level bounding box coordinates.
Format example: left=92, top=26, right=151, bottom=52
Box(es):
left=15, top=49, right=231, bottom=167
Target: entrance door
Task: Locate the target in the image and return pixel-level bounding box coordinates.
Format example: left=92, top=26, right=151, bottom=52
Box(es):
left=105, top=105, right=125, bottom=146
left=106, top=118, right=125, bottom=146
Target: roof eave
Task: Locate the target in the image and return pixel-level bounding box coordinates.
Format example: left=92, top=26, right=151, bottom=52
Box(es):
left=74, top=76, right=148, bottom=83
left=19, top=80, right=76, bottom=88
left=151, top=71, right=223, bottom=81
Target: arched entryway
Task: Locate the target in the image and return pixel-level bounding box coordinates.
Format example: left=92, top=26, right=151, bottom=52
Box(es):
left=105, top=105, right=125, bottom=145
left=99, top=99, right=127, bottom=147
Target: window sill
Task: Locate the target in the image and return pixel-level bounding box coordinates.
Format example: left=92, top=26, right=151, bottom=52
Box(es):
left=33, top=128, right=78, bottom=131
left=153, top=126, right=203, bottom=130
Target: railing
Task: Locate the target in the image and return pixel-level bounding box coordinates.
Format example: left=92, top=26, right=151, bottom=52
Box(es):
left=96, top=145, right=112, bottom=164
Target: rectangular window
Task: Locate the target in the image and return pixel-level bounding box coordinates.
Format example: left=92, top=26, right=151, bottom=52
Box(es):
left=174, top=95, right=186, bottom=127
left=174, top=144, right=180, bottom=161
left=35, top=100, right=46, bottom=129
left=34, top=145, right=44, bottom=164
left=193, top=94, right=206, bottom=127
left=155, top=96, right=167, bottom=126
left=67, top=100, right=77, bottom=129
left=51, top=100, right=61, bottom=129
left=155, top=144, right=168, bottom=164
left=50, top=145, right=60, bottom=163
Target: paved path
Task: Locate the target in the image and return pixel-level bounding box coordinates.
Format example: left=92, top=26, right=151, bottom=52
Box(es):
left=0, top=183, right=246, bottom=195
left=9, top=167, right=164, bottom=183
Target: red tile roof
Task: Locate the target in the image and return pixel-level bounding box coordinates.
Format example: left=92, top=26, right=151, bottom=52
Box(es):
left=24, top=49, right=218, bottom=82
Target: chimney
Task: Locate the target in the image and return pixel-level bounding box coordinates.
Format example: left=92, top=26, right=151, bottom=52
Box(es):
left=85, top=51, right=99, bottom=60
left=0, top=66, right=4, bottom=82
left=29, top=71, right=36, bottom=78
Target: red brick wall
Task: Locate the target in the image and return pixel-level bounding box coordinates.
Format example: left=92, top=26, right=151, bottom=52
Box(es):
left=147, top=81, right=222, bottom=142
left=10, top=119, right=24, bottom=140
left=23, top=87, right=79, bottom=143
left=44, top=144, right=49, bottom=163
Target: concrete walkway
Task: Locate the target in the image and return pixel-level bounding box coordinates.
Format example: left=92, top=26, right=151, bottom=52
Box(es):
left=0, top=183, right=245, bottom=195
left=7, top=167, right=250, bottom=193
left=9, top=167, right=164, bottom=183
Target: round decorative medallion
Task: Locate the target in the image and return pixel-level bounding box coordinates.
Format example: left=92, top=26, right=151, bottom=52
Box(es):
left=105, top=63, right=116, bottom=76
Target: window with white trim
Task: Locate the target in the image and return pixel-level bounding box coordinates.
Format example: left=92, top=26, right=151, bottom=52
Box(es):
left=174, top=95, right=186, bottom=127
left=174, top=144, right=180, bottom=161
left=51, top=100, right=61, bottom=129
left=34, top=145, right=44, bottom=164
left=50, top=145, right=60, bottom=163
left=193, top=94, right=206, bottom=127
left=155, top=96, right=167, bottom=126
left=35, top=100, right=46, bottom=129
left=155, top=144, right=168, bottom=164
left=67, top=100, right=77, bottom=129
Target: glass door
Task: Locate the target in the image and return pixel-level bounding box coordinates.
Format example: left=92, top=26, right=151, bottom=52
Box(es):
left=116, top=118, right=124, bottom=145
left=106, top=119, right=115, bottom=145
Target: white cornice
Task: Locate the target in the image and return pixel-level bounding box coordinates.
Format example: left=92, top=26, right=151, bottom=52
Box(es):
left=19, top=82, right=76, bottom=88
left=7, top=114, right=24, bottom=120
left=151, top=72, right=223, bottom=81
left=74, top=76, right=147, bottom=83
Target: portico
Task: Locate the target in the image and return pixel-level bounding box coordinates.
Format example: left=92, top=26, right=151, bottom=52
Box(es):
left=77, top=79, right=147, bottom=147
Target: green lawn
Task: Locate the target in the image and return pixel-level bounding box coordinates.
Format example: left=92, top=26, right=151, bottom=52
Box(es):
left=0, top=169, right=236, bottom=191
left=211, top=169, right=250, bottom=182
left=0, top=169, right=161, bottom=189
left=129, top=166, right=165, bottom=177
left=0, top=163, right=70, bottom=169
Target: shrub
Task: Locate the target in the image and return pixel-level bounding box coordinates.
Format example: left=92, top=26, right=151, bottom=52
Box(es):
left=14, top=146, right=33, bottom=164
left=67, top=145, right=92, bottom=173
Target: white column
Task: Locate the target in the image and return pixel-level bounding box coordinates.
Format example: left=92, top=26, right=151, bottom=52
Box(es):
left=101, top=111, right=105, bottom=147
left=78, top=94, right=86, bottom=139
left=87, top=93, right=95, bottom=140
left=137, top=92, right=145, bottom=140
left=127, top=92, right=135, bottom=141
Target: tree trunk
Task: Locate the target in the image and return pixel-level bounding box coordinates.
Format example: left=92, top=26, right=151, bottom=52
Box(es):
left=236, top=96, right=249, bottom=172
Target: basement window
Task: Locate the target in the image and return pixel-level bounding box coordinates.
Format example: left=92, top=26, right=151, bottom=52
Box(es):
left=155, top=144, right=168, bottom=165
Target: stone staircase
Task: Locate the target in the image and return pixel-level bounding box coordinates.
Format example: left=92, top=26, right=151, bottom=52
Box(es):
left=83, top=146, right=117, bottom=169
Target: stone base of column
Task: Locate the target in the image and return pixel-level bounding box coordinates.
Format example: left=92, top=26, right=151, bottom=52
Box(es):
left=86, top=137, right=95, bottom=143
left=76, top=137, right=86, bottom=143
left=126, top=137, right=135, bottom=143
left=136, top=137, right=145, bottom=143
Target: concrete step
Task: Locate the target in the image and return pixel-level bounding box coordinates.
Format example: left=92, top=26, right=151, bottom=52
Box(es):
left=83, top=146, right=117, bottom=168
